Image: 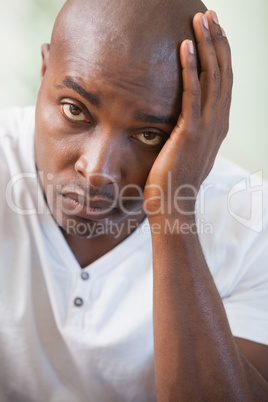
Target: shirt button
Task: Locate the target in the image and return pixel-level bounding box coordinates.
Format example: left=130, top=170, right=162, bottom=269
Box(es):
left=74, top=297, right=84, bottom=307
left=81, top=271, right=90, bottom=281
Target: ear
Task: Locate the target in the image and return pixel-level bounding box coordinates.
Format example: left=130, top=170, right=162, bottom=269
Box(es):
left=41, top=43, right=51, bottom=79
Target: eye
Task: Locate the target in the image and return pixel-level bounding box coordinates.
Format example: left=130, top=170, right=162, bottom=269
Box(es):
left=61, top=103, right=89, bottom=122
left=133, top=131, right=166, bottom=146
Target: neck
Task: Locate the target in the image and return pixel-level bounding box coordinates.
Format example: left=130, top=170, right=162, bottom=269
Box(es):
left=62, top=213, right=146, bottom=268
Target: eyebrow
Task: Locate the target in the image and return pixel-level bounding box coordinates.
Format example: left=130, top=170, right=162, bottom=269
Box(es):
left=56, top=78, right=101, bottom=108
left=134, top=111, right=177, bottom=127
left=56, top=77, right=177, bottom=127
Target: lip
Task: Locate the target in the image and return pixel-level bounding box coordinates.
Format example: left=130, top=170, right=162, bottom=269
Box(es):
left=60, top=192, right=117, bottom=220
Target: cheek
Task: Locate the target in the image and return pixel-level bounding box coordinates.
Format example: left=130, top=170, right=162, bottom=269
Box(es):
left=35, top=102, right=80, bottom=174
left=127, top=163, right=151, bottom=190
left=127, top=148, right=159, bottom=189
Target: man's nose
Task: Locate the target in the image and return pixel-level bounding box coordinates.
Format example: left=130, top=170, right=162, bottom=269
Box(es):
left=74, top=135, right=122, bottom=187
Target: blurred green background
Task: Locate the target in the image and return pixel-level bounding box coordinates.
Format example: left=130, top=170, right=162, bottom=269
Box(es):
left=1, top=0, right=267, bottom=179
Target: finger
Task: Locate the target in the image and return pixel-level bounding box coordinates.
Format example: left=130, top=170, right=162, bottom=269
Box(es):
left=175, top=39, right=201, bottom=137
left=192, top=12, right=221, bottom=116
left=205, top=10, right=233, bottom=115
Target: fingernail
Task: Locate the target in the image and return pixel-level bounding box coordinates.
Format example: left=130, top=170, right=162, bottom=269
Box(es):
left=202, top=15, right=209, bottom=30
left=212, top=11, right=219, bottom=25
left=187, top=40, right=194, bottom=55
left=221, top=27, right=226, bottom=37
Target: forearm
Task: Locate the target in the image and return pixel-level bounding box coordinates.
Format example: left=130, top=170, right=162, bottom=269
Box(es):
left=151, top=216, right=268, bottom=401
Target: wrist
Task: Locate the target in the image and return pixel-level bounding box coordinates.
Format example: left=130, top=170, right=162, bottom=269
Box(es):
left=148, top=214, right=197, bottom=237
left=143, top=181, right=198, bottom=219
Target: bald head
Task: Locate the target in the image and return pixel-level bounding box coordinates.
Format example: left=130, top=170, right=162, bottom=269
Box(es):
left=50, top=0, right=206, bottom=67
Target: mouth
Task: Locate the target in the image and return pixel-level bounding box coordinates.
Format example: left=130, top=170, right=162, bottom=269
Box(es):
left=60, top=191, right=117, bottom=220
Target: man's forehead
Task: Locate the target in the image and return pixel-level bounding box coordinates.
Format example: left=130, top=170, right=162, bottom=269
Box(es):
left=52, top=59, right=180, bottom=113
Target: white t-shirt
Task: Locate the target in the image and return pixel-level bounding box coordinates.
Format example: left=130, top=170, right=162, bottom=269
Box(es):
left=0, top=106, right=267, bottom=402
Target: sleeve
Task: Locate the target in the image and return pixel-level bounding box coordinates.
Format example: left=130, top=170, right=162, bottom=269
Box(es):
left=200, top=158, right=268, bottom=346
left=223, top=236, right=268, bottom=345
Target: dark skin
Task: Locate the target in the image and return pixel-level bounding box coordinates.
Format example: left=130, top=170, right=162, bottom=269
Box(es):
left=35, top=0, right=268, bottom=399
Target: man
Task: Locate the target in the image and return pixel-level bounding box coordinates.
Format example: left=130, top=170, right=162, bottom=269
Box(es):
left=0, top=0, right=267, bottom=400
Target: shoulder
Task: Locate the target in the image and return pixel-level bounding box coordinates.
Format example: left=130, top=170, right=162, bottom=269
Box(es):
left=0, top=106, right=36, bottom=183
left=197, top=155, right=268, bottom=291
left=203, top=154, right=265, bottom=192
left=0, top=106, right=35, bottom=141
left=197, top=156, right=268, bottom=345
